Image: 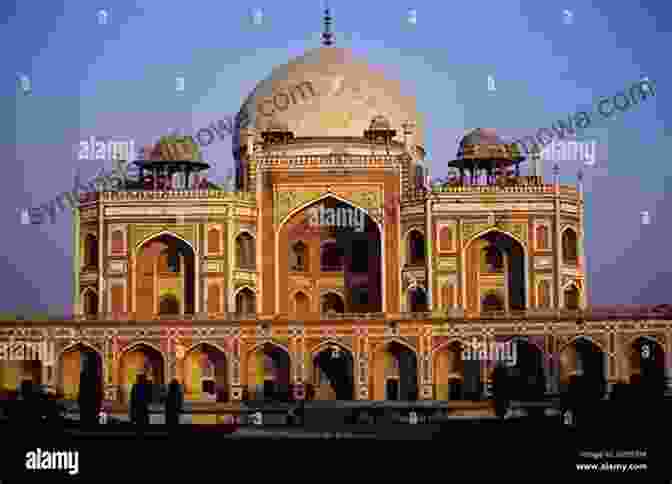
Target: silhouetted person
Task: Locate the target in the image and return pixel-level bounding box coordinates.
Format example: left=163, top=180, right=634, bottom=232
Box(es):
left=165, top=379, right=183, bottom=426
left=19, top=379, right=38, bottom=424
left=491, top=365, right=510, bottom=419
left=130, top=374, right=150, bottom=426
left=78, top=364, right=103, bottom=426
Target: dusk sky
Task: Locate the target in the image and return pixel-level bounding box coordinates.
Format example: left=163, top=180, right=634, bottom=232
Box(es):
left=4, top=0, right=671, bottom=314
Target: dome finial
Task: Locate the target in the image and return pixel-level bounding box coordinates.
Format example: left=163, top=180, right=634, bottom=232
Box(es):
left=322, top=2, right=334, bottom=46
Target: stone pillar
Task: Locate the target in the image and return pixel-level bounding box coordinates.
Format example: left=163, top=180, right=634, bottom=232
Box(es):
left=194, top=224, right=201, bottom=314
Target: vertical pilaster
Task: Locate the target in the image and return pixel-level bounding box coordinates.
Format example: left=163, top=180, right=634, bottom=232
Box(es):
left=553, top=165, right=561, bottom=309
left=425, top=197, right=433, bottom=310
left=194, top=223, right=201, bottom=314
left=73, top=178, right=81, bottom=316
left=98, top=201, right=104, bottom=315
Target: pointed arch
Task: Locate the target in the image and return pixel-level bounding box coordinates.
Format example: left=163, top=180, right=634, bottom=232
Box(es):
left=310, top=340, right=355, bottom=359
left=278, top=192, right=382, bottom=236
left=120, top=340, right=167, bottom=360
left=431, top=338, right=467, bottom=356
left=247, top=340, right=291, bottom=357
left=464, top=227, right=528, bottom=253
left=57, top=341, right=103, bottom=361
left=560, top=335, right=606, bottom=354
left=184, top=341, right=228, bottom=356
left=135, top=230, right=197, bottom=255
left=380, top=337, right=419, bottom=358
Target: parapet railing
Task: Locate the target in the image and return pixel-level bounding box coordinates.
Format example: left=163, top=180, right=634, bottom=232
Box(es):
left=2, top=308, right=670, bottom=323
left=96, top=190, right=256, bottom=202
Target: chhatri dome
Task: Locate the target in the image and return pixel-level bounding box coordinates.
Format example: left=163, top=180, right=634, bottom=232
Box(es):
left=232, top=24, right=423, bottom=158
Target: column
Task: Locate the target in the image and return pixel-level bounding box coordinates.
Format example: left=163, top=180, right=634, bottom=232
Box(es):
left=553, top=169, right=562, bottom=309
left=98, top=202, right=104, bottom=316
left=180, top=253, right=185, bottom=315
left=423, top=198, right=432, bottom=312
left=73, top=178, right=81, bottom=316
left=153, top=258, right=158, bottom=315
left=194, top=224, right=201, bottom=314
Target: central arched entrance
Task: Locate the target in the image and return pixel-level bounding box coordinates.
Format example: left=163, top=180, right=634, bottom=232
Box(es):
left=280, top=196, right=383, bottom=315
left=465, top=230, right=526, bottom=313
left=372, top=341, right=418, bottom=401
left=135, top=233, right=195, bottom=318
left=312, top=343, right=354, bottom=400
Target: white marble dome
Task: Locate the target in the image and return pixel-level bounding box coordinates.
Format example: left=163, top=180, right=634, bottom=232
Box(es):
left=233, top=47, right=423, bottom=157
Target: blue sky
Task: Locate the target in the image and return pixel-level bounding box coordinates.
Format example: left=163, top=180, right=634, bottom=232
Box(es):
left=4, top=0, right=671, bottom=313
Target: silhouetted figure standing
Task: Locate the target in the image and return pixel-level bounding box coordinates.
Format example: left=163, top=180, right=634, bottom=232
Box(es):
left=78, top=364, right=103, bottom=426
left=19, top=380, right=38, bottom=424
left=130, top=374, right=150, bottom=426
left=491, top=365, right=510, bottom=419
left=165, top=379, right=183, bottom=426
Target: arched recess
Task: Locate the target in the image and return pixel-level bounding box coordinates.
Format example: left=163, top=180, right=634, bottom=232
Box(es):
left=119, top=342, right=166, bottom=404
left=494, top=337, right=546, bottom=400
left=84, top=233, right=98, bottom=267
left=371, top=339, right=418, bottom=401
left=290, top=240, right=308, bottom=272
left=182, top=343, right=228, bottom=402
left=246, top=342, right=291, bottom=402
left=311, top=342, right=355, bottom=400
left=235, top=231, right=256, bottom=269
left=627, top=336, right=665, bottom=391
left=464, top=228, right=528, bottom=313
left=562, top=282, right=581, bottom=310
left=432, top=340, right=465, bottom=400
left=81, top=287, right=99, bottom=316
left=407, top=285, right=428, bottom=312
left=134, top=231, right=196, bottom=317
left=291, top=290, right=311, bottom=318
left=321, top=291, right=345, bottom=314
left=234, top=286, right=256, bottom=315
left=561, top=227, right=579, bottom=265
left=558, top=336, right=607, bottom=397
left=58, top=342, right=103, bottom=400
left=277, top=193, right=384, bottom=315
left=405, top=229, right=426, bottom=266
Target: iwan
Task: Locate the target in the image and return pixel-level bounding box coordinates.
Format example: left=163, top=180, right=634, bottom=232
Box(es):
left=308, top=203, right=365, bottom=232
